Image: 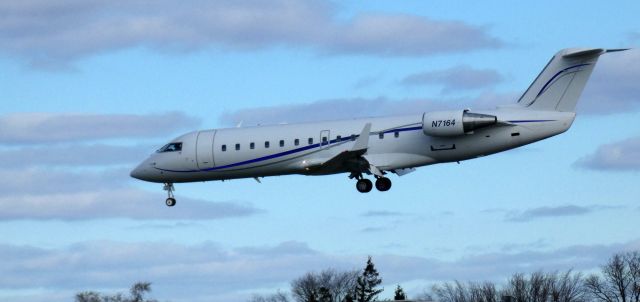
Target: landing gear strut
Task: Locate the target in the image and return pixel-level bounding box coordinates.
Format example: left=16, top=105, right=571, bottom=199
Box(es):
left=163, top=183, right=176, bottom=207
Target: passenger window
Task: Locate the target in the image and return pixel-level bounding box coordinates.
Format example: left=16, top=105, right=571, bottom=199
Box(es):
left=351, top=134, right=356, bottom=141
left=336, top=135, right=342, bottom=141
left=157, top=142, right=183, bottom=153
left=322, top=136, right=328, bottom=144
left=294, top=139, right=300, bottom=146
left=379, top=133, right=384, bottom=139
left=394, top=131, right=399, bottom=138
left=250, top=142, right=255, bottom=149
left=221, top=145, right=227, bottom=152
left=308, top=138, right=313, bottom=145
left=235, top=143, right=240, bottom=151
left=280, top=140, right=284, bottom=147
left=265, top=141, right=270, bottom=148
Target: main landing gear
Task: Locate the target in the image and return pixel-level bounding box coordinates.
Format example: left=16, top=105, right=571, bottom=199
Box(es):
left=353, top=174, right=392, bottom=193
left=163, top=183, right=176, bottom=207
left=375, top=176, right=392, bottom=192
left=356, top=178, right=373, bottom=193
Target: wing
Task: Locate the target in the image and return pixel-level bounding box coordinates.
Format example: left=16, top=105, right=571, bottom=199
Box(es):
left=303, top=123, right=373, bottom=175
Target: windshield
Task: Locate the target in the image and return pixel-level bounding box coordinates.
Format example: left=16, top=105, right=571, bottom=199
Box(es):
left=156, top=142, right=182, bottom=153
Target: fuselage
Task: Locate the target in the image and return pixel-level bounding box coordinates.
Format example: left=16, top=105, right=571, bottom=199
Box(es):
left=130, top=108, right=576, bottom=183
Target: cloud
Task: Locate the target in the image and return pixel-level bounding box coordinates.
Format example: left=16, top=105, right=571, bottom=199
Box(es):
left=218, top=92, right=517, bottom=126
left=361, top=210, right=406, bottom=217
left=0, top=168, right=262, bottom=220
left=579, top=49, right=640, bottom=114
left=574, top=136, right=640, bottom=171
left=505, top=204, right=620, bottom=222
left=0, top=168, right=127, bottom=195
left=0, top=188, right=263, bottom=221
left=400, top=65, right=503, bottom=92
left=360, top=226, right=391, bottom=233
left=1, top=239, right=639, bottom=302
left=0, top=144, right=153, bottom=168
left=0, top=112, right=200, bottom=144
left=323, top=14, right=502, bottom=57
left=0, top=240, right=327, bottom=300
left=0, top=0, right=501, bottom=67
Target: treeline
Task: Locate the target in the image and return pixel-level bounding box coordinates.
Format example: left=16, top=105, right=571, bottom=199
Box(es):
left=252, top=251, right=640, bottom=302
left=76, top=282, right=157, bottom=302
left=73, top=251, right=639, bottom=302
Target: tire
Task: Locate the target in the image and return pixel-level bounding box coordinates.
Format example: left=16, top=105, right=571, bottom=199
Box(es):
left=356, top=179, right=373, bottom=193
left=166, top=197, right=176, bottom=207
left=375, top=177, right=392, bottom=192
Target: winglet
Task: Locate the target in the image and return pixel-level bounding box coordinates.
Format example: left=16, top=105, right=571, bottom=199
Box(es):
left=351, top=123, right=371, bottom=152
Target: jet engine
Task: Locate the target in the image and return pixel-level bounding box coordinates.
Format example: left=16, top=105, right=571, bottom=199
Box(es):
left=422, top=110, right=497, bottom=137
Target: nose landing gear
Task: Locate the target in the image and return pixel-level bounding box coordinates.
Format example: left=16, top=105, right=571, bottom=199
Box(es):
left=163, top=183, right=176, bottom=207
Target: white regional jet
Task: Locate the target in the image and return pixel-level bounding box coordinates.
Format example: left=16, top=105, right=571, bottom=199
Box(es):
left=131, top=48, right=624, bottom=207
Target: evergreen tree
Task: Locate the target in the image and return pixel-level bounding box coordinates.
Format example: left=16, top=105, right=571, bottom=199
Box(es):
left=354, top=256, right=383, bottom=302
left=393, top=285, right=406, bottom=301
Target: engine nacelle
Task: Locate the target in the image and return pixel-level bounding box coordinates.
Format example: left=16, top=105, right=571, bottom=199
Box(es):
left=422, top=110, right=497, bottom=137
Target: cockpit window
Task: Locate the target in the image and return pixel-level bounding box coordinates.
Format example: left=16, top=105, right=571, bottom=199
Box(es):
left=157, top=142, right=182, bottom=153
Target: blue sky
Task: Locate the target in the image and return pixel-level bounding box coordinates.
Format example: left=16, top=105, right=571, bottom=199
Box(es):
left=0, top=1, right=639, bottom=301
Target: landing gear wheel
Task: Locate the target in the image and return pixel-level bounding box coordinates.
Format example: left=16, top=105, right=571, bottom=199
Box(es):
left=356, top=179, right=373, bottom=193
left=163, top=183, right=176, bottom=207
left=375, top=177, right=392, bottom=192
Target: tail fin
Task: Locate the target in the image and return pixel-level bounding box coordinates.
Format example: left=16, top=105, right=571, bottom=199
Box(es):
left=517, top=48, right=623, bottom=112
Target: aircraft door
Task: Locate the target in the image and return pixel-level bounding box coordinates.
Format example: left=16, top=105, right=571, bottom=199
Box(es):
left=196, top=130, right=216, bottom=170
left=319, top=130, right=330, bottom=148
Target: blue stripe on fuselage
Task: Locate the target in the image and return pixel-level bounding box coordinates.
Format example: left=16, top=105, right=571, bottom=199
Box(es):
left=154, top=125, right=424, bottom=173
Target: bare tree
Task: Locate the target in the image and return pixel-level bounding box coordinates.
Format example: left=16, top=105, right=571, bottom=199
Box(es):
left=627, top=252, right=640, bottom=302
left=74, top=282, right=156, bottom=302
left=76, top=292, right=103, bottom=302
left=586, top=252, right=640, bottom=302
left=249, top=290, right=290, bottom=302
left=506, top=273, right=528, bottom=302
left=431, top=281, right=498, bottom=302
left=556, top=270, right=585, bottom=302
left=291, top=269, right=359, bottom=302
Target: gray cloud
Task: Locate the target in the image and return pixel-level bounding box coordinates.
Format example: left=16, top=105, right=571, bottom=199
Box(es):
left=360, top=226, right=391, bottom=233
left=574, top=136, right=640, bottom=171
left=322, top=14, right=501, bottom=57
left=1, top=239, right=638, bottom=302
left=505, top=204, right=621, bottom=222
left=219, top=97, right=449, bottom=126
left=0, top=187, right=262, bottom=221
left=218, top=92, right=517, bottom=126
left=0, top=112, right=200, bottom=144
left=361, top=210, right=406, bottom=217
left=0, top=168, right=262, bottom=220
left=579, top=49, right=640, bottom=114
left=0, top=168, right=127, bottom=195
left=0, top=144, right=153, bottom=168
left=0, top=0, right=501, bottom=67
left=401, top=65, right=504, bottom=92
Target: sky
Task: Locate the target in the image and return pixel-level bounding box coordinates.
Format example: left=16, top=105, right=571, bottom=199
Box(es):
left=0, top=0, right=639, bottom=301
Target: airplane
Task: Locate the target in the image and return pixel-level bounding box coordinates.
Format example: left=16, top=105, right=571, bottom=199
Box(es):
left=131, top=48, right=625, bottom=207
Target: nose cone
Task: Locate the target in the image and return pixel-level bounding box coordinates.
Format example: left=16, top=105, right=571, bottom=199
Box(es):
left=130, top=159, right=158, bottom=182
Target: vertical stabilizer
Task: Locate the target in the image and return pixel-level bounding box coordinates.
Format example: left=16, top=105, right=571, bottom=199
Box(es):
left=517, top=48, right=616, bottom=112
